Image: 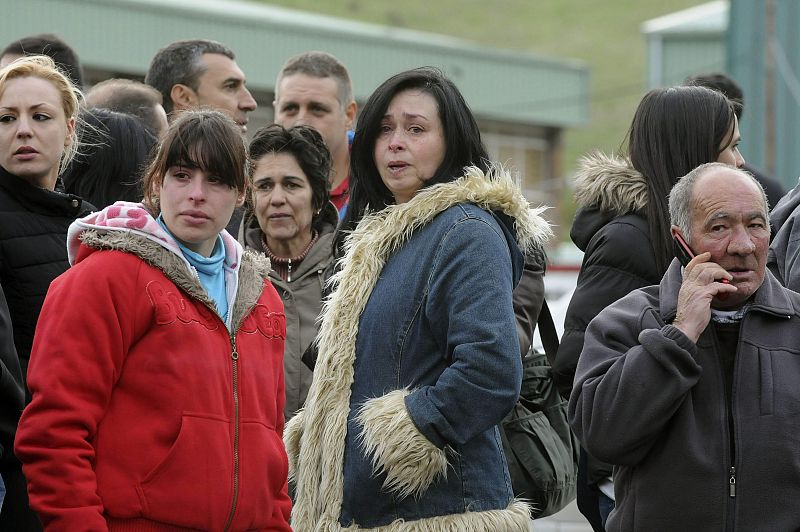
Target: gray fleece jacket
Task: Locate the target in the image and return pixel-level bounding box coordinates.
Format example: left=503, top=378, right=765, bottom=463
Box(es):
left=767, top=181, right=800, bottom=290
left=570, top=259, right=800, bottom=532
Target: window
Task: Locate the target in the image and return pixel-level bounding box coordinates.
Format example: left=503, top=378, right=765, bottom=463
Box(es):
left=484, top=133, right=548, bottom=194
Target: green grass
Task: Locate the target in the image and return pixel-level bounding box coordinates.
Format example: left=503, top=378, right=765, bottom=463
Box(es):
left=251, top=0, right=707, bottom=228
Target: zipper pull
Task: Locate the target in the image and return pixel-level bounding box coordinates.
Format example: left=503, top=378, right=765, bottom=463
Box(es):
left=230, top=335, right=239, bottom=361
left=729, top=466, right=736, bottom=497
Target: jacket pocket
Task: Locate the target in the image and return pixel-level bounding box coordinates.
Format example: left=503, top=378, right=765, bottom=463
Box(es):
left=232, top=419, right=289, bottom=528
left=137, top=414, right=232, bottom=530
left=759, top=348, right=800, bottom=416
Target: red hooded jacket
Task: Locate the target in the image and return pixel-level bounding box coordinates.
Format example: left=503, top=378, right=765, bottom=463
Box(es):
left=15, top=204, right=291, bottom=531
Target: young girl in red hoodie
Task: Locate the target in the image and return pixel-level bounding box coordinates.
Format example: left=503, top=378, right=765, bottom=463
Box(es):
left=16, top=110, right=292, bottom=531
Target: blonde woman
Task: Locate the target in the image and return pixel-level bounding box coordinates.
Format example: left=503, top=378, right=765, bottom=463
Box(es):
left=0, top=55, right=91, bottom=531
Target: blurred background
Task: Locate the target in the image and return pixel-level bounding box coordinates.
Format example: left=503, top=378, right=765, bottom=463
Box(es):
left=6, top=0, right=793, bottom=528
left=5, top=0, right=793, bottom=247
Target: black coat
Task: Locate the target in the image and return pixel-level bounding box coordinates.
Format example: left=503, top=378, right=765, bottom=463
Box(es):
left=552, top=154, right=663, bottom=401
left=0, top=166, right=94, bottom=388
left=552, top=154, right=664, bottom=488
left=743, top=163, right=786, bottom=215
left=553, top=209, right=662, bottom=400
left=0, top=281, right=24, bottom=464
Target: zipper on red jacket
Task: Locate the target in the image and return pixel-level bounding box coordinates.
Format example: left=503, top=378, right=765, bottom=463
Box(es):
left=222, top=333, right=240, bottom=532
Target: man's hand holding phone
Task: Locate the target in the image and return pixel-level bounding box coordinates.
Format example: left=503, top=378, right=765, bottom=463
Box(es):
left=673, top=247, right=737, bottom=343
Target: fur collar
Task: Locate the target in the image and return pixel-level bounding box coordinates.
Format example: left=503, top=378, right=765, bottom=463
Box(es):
left=78, top=229, right=271, bottom=330
left=288, top=166, right=550, bottom=529
left=573, top=152, right=648, bottom=215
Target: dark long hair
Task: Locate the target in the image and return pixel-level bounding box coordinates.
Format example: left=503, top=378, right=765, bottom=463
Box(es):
left=335, top=67, right=489, bottom=257
left=62, top=108, right=157, bottom=208
left=626, top=85, right=735, bottom=273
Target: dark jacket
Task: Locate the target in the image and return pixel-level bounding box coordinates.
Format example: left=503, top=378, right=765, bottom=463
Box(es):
left=553, top=153, right=662, bottom=401
left=0, top=166, right=94, bottom=385
left=743, top=163, right=785, bottom=215
left=0, top=282, right=24, bottom=464
left=243, top=206, right=337, bottom=421
left=284, top=168, right=553, bottom=530
left=513, top=249, right=546, bottom=357
left=570, top=260, right=800, bottom=531
left=767, top=181, right=800, bottom=290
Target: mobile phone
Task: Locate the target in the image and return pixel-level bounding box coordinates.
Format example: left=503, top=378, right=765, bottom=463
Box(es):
left=673, top=233, right=730, bottom=286
left=673, top=233, right=695, bottom=267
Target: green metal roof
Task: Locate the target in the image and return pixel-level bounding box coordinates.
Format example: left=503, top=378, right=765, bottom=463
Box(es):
left=642, top=2, right=727, bottom=88
left=641, top=0, right=727, bottom=36
left=1, top=0, right=589, bottom=128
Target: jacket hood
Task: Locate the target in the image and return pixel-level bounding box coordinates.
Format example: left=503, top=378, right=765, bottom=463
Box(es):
left=328, top=165, right=552, bottom=299
left=770, top=182, right=800, bottom=231
left=573, top=152, right=648, bottom=215
left=569, top=206, right=618, bottom=252
left=286, top=165, right=548, bottom=530
left=338, top=165, right=552, bottom=263
left=66, top=202, right=268, bottom=329
left=67, top=201, right=243, bottom=270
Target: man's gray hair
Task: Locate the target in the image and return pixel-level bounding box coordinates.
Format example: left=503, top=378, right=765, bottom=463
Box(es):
left=275, top=51, right=353, bottom=107
left=669, top=162, right=770, bottom=244
left=145, top=39, right=235, bottom=115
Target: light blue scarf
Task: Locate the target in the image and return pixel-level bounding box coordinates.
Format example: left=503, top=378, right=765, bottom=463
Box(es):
left=157, top=216, right=228, bottom=323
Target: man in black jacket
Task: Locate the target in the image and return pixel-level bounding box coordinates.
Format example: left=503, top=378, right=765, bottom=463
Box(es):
left=570, top=163, right=800, bottom=531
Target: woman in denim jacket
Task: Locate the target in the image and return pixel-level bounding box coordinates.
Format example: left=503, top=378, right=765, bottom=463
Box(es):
left=285, top=67, right=552, bottom=530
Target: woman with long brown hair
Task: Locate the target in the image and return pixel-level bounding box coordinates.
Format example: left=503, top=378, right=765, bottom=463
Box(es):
left=554, top=85, right=742, bottom=530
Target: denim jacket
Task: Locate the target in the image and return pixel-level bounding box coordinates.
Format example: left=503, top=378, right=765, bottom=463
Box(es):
left=285, top=167, right=552, bottom=530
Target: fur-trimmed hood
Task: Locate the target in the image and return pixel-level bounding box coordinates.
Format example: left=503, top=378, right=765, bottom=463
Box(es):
left=285, top=167, right=550, bottom=531
left=333, top=165, right=551, bottom=274
left=573, top=152, right=648, bottom=215
left=67, top=201, right=271, bottom=329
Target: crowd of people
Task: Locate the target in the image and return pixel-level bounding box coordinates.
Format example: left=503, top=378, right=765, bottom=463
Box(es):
left=0, top=32, right=799, bottom=532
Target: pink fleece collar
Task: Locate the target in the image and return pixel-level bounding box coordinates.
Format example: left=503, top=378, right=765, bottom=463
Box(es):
left=67, top=201, right=242, bottom=269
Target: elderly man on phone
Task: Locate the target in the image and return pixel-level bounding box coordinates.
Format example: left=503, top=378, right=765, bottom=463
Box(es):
left=569, top=162, right=800, bottom=531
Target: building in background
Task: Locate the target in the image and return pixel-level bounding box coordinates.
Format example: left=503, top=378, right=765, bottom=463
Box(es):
left=642, top=1, right=727, bottom=88
left=1, top=0, right=589, bottom=227
left=643, top=0, right=800, bottom=188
